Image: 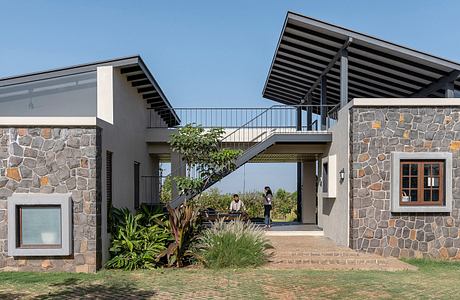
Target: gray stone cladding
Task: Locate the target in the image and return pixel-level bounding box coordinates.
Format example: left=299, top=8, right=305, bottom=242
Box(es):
left=350, top=107, right=460, bottom=259
left=0, top=127, right=102, bottom=272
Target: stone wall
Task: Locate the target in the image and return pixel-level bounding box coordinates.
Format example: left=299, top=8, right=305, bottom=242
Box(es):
left=0, top=127, right=102, bottom=272
left=350, top=107, right=460, bottom=259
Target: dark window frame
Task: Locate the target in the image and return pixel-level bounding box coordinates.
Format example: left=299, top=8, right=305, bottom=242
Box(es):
left=399, top=160, right=445, bottom=206
left=134, top=161, right=140, bottom=209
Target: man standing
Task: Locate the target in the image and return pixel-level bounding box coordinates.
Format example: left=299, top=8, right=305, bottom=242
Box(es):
left=229, top=194, right=246, bottom=212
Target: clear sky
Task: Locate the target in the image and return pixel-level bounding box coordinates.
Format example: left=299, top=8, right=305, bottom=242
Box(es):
left=1, top=1, right=459, bottom=193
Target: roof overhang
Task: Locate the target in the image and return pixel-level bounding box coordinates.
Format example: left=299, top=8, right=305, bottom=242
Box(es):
left=0, top=55, right=180, bottom=127
left=263, top=12, right=460, bottom=106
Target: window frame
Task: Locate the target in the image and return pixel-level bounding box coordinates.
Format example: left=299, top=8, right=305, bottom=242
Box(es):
left=8, top=193, right=72, bottom=256
left=17, top=205, right=63, bottom=249
left=399, top=160, right=444, bottom=206
left=134, top=161, right=140, bottom=209
left=391, top=152, right=452, bottom=213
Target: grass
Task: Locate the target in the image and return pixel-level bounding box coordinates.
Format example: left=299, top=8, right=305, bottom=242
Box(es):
left=1, top=259, right=460, bottom=299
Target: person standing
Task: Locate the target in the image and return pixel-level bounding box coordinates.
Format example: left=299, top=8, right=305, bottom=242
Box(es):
left=263, top=186, right=273, bottom=228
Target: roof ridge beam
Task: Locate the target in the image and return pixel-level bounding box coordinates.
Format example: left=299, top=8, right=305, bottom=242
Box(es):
left=303, top=37, right=352, bottom=103
left=410, top=70, right=460, bottom=98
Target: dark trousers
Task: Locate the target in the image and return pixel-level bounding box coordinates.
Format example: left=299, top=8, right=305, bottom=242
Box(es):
left=264, top=205, right=272, bottom=226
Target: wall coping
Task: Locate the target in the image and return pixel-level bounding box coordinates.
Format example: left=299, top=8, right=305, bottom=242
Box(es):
left=0, top=117, right=97, bottom=126
left=342, top=98, right=460, bottom=111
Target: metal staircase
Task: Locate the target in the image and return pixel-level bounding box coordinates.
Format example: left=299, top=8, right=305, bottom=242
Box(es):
left=144, top=104, right=339, bottom=208
left=166, top=104, right=339, bottom=208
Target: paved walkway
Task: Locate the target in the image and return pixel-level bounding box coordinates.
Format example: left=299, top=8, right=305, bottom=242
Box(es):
left=265, top=235, right=416, bottom=271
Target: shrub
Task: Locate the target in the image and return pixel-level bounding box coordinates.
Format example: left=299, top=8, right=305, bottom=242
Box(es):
left=196, top=219, right=272, bottom=268
left=106, top=207, right=170, bottom=270
left=159, top=204, right=201, bottom=267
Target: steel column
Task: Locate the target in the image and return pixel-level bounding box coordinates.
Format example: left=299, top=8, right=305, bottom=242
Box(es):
left=297, top=161, right=302, bottom=223
left=340, top=48, right=349, bottom=107
left=446, top=81, right=455, bottom=98
left=296, top=106, right=302, bottom=131
left=320, top=76, right=327, bottom=130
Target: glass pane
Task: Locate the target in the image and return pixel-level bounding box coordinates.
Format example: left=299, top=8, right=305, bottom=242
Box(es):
left=402, top=177, right=410, bottom=188
left=410, top=164, right=418, bottom=176
left=20, top=206, right=61, bottom=246
left=432, top=164, right=440, bottom=176
left=402, top=164, right=410, bottom=176
left=424, top=177, right=429, bottom=188
left=424, top=164, right=431, bottom=176
left=432, top=177, right=439, bottom=188
left=410, top=177, right=418, bottom=188
left=424, top=190, right=431, bottom=201
left=432, top=190, right=439, bottom=201
left=0, top=72, right=96, bottom=117
left=410, top=190, right=418, bottom=201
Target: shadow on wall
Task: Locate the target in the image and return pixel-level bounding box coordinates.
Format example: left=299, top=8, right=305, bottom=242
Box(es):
left=322, top=198, right=335, bottom=216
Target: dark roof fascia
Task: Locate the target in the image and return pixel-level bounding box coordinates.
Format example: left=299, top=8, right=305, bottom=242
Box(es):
left=0, top=55, right=140, bottom=87
left=137, top=57, right=180, bottom=124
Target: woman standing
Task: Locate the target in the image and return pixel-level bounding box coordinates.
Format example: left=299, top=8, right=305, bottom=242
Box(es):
left=263, top=186, right=273, bottom=228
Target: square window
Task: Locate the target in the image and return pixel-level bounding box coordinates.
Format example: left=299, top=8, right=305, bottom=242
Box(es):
left=18, top=206, right=62, bottom=247
left=8, top=194, right=72, bottom=256
left=391, top=152, right=452, bottom=213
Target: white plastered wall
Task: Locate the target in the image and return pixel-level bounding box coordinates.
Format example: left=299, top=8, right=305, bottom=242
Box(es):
left=97, top=66, right=156, bottom=262
left=317, top=106, right=350, bottom=246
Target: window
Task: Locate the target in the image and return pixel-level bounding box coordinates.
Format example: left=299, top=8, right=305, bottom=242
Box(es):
left=17, top=205, right=62, bottom=248
left=321, top=155, right=337, bottom=198
left=8, top=194, right=72, bottom=256
left=322, top=162, right=329, bottom=193
left=106, top=151, right=113, bottom=212
left=391, top=152, right=452, bottom=213
left=400, top=160, right=444, bottom=206
left=134, top=162, right=140, bottom=209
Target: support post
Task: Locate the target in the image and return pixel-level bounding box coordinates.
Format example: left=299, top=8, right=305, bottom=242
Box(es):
left=171, top=152, right=186, bottom=200
left=340, top=48, right=349, bottom=108
left=296, top=106, right=302, bottom=131
left=297, top=161, right=302, bottom=223
left=306, top=93, right=313, bottom=131
left=320, top=76, right=327, bottom=130
left=296, top=106, right=303, bottom=221
left=446, top=81, right=455, bottom=98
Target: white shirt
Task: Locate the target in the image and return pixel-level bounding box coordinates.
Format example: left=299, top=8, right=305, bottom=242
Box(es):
left=229, top=200, right=245, bottom=212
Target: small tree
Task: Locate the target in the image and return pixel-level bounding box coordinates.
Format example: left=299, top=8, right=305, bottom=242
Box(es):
left=169, top=124, right=241, bottom=200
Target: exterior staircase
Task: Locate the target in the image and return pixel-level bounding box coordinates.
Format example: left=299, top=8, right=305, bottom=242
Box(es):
left=265, top=236, right=416, bottom=271
left=168, top=105, right=335, bottom=208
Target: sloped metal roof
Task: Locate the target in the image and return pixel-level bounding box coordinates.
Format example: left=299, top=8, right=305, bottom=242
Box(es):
left=263, top=12, right=460, bottom=105
left=0, top=55, right=180, bottom=126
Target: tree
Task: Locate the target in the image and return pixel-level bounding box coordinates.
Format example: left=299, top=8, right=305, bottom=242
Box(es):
left=169, top=124, right=241, bottom=201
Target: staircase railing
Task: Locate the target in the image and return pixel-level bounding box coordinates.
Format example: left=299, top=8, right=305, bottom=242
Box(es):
left=143, top=104, right=339, bottom=205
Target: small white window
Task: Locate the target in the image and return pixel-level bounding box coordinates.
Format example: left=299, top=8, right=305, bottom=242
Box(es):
left=321, top=155, right=336, bottom=198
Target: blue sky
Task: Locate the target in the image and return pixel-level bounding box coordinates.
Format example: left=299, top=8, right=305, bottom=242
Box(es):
left=1, top=1, right=459, bottom=193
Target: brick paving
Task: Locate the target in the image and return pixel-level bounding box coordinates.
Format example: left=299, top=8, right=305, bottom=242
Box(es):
left=265, top=235, right=416, bottom=271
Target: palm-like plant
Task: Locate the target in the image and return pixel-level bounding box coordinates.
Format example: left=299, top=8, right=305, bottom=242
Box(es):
left=106, top=209, right=170, bottom=270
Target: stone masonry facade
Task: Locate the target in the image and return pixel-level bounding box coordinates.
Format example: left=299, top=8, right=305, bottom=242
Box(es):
left=0, top=127, right=102, bottom=272
left=351, top=107, right=460, bottom=259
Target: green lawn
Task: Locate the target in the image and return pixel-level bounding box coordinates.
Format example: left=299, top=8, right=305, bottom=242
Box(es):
left=0, top=259, right=459, bottom=299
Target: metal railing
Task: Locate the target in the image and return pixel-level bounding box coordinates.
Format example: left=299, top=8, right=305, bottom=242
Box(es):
left=148, top=105, right=338, bottom=129
left=146, top=104, right=339, bottom=206
left=141, top=175, right=168, bottom=205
